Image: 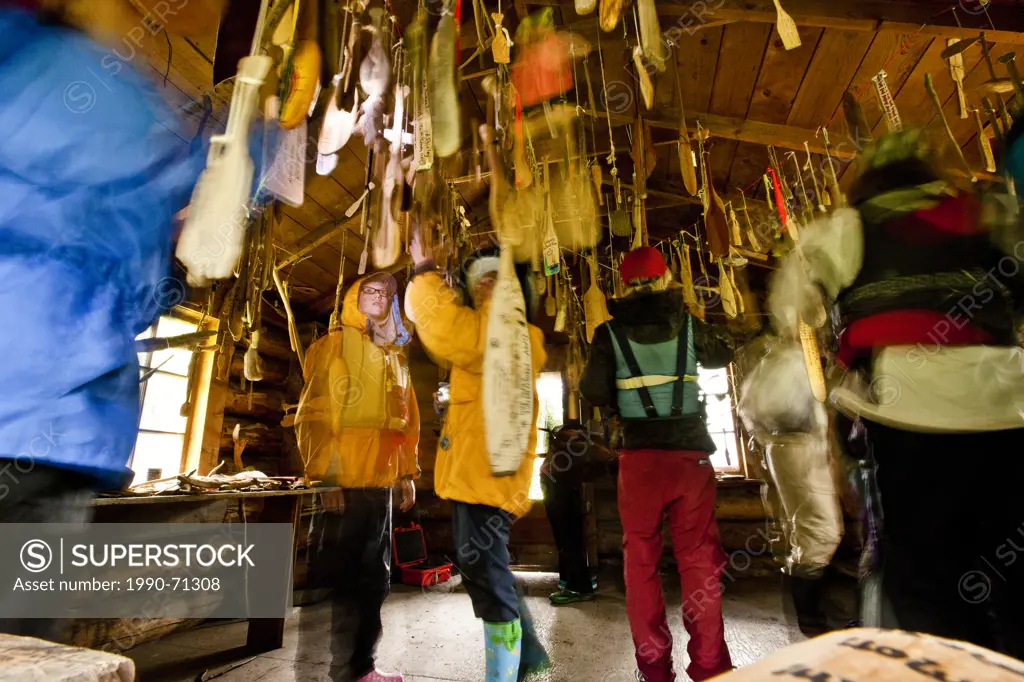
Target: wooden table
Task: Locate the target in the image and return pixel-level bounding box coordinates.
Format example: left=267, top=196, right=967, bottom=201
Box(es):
left=92, top=487, right=337, bottom=654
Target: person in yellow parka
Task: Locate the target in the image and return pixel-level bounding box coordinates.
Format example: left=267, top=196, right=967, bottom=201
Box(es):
left=294, top=272, right=418, bottom=682
left=406, top=229, right=550, bottom=682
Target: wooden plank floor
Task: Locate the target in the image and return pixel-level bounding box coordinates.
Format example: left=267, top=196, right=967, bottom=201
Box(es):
left=128, top=571, right=856, bottom=681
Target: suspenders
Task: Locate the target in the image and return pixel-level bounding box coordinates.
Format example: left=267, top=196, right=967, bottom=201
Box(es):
left=609, top=318, right=692, bottom=420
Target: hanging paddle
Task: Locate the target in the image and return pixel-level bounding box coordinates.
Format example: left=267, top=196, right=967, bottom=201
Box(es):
left=682, top=242, right=704, bottom=321
left=636, top=0, right=665, bottom=73
left=430, top=2, right=461, bottom=158
left=318, top=4, right=358, bottom=156
left=947, top=41, right=969, bottom=121
left=974, top=108, right=997, bottom=173
left=705, top=183, right=730, bottom=259
left=718, top=259, right=737, bottom=319
left=583, top=253, right=611, bottom=343
left=925, top=73, right=975, bottom=181
left=492, top=12, right=512, bottom=63
left=599, top=0, right=624, bottom=33
left=554, top=274, right=568, bottom=332
left=632, top=46, right=655, bottom=110
left=842, top=90, right=873, bottom=149
left=673, top=64, right=698, bottom=196
left=772, top=0, right=801, bottom=50
left=483, top=221, right=534, bottom=477
left=542, top=165, right=561, bottom=276
left=355, top=7, right=392, bottom=146
left=279, top=0, right=322, bottom=130
left=177, top=0, right=273, bottom=286
left=407, top=10, right=433, bottom=172
left=263, top=95, right=307, bottom=206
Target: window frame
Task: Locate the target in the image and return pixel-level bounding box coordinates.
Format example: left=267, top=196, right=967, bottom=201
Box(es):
left=696, top=363, right=745, bottom=476
left=529, top=371, right=567, bottom=501
left=132, top=306, right=218, bottom=483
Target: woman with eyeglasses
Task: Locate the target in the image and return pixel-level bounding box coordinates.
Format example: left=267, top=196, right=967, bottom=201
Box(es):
left=294, top=272, right=420, bottom=682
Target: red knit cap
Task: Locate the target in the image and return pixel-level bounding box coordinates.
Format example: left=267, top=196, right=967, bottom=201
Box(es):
left=619, top=246, right=667, bottom=284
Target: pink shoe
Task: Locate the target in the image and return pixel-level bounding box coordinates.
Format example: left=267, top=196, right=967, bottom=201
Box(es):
left=357, top=670, right=404, bottom=682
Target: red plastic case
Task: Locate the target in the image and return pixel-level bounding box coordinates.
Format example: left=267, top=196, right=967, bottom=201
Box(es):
left=392, top=523, right=453, bottom=587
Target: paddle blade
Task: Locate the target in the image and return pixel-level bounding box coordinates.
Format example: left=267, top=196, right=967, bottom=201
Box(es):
left=773, top=0, right=801, bottom=51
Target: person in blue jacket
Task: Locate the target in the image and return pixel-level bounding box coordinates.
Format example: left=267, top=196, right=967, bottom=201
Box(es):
left=0, top=2, right=203, bottom=636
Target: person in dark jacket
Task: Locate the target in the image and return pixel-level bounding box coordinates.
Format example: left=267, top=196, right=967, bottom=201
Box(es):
left=540, top=419, right=615, bottom=605
left=581, top=246, right=735, bottom=682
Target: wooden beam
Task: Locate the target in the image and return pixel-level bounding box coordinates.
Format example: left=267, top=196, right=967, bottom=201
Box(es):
left=606, top=178, right=770, bottom=212
left=597, top=110, right=858, bottom=160
left=275, top=215, right=361, bottom=271
left=654, top=1, right=1024, bottom=46
left=457, top=11, right=729, bottom=52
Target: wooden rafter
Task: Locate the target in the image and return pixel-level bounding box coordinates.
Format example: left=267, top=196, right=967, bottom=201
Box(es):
left=653, top=1, right=1024, bottom=46
left=597, top=111, right=858, bottom=160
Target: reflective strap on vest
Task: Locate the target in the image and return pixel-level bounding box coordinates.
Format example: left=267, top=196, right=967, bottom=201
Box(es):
left=616, top=374, right=699, bottom=390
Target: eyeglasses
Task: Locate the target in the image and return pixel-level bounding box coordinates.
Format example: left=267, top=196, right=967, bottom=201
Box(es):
left=361, top=287, right=389, bottom=301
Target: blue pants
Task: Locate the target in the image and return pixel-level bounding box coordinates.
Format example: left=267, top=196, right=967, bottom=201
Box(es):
left=452, top=501, right=520, bottom=622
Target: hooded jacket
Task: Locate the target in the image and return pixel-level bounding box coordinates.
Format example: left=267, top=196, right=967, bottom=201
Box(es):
left=0, top=8, right=202, bottom=490
left=295, top=277, right=419, bottom=489
left=405, top=269, right=547, bottom=515
left=581, top=288, right=734, bottom=453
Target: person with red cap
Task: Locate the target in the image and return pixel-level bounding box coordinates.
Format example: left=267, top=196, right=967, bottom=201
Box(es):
left=581, top=246, right=735, bottom=682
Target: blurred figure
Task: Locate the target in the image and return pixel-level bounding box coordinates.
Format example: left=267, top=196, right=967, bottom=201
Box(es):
left=406, top=231, right=549, bottom=682
left=294, top=273, right=419, bottom=682
left=0, top=0, right=202, bottom=637
left=737, top=334, right=844, bottom=636
left=540, top=420, right=614, bottom=605
left=769, top=129, right=1024, bottom=658
left=581, top=247, right=735, bottom=682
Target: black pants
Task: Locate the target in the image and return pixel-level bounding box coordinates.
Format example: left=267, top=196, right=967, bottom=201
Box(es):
left=866, top=422, right=1024, bottom=659
left=452, top=501, right=519, bottom=623
left=0, top=462, right=94, bottom=641
left=303, top=488, right=393, bottom=682
left=540, top=474, right=593, bottom=594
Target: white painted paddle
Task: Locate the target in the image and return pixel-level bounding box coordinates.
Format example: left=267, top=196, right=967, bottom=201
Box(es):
left=483, top=243, right=534, bottom=477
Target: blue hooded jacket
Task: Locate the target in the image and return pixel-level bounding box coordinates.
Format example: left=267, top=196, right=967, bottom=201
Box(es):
left=0, top=9, right=204, bottom=490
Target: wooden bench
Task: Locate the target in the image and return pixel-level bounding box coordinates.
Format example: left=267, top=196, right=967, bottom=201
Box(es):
left=91, top=487, right=335, bottom=653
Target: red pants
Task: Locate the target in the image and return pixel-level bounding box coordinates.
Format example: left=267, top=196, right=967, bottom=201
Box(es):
left=619, top=449, right=734, bottom=682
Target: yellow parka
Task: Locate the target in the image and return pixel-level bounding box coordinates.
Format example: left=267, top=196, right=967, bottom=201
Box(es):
left=295, top=277, right=420, bottom=488
left=406, top=270, right=547, bottom=515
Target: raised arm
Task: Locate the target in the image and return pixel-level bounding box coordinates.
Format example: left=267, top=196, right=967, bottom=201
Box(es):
left=406, top=228, right=486, bottom=369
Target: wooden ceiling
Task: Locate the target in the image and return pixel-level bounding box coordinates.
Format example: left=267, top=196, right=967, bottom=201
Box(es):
left=122, top=0, right=1024, bottom=319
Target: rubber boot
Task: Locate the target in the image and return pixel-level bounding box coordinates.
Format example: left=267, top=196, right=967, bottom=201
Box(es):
left=516, top=592, right=551, bottom=680
left=484, top=620, right=522, bottom=682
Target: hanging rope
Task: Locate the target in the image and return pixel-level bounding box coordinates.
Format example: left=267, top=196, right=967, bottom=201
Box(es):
left=329, top=228, right=349, bottom=330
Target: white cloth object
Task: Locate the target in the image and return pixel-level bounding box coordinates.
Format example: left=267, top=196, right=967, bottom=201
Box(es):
left=832, top=345, right=1024, bottom=433
left=769, top=208, right=863, bottom=335
left=764, top=433, right=842, bottom=576
left=466, top=256, right=500, bottom=291
left=738, top=339, right=823, bottom=436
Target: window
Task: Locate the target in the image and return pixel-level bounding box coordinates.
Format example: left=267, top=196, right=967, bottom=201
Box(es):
left=132, top=314, right=199, bottom=486
left=698, top=364, right=741, bottom=473
left=529, top=372, right=565, bottom=500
